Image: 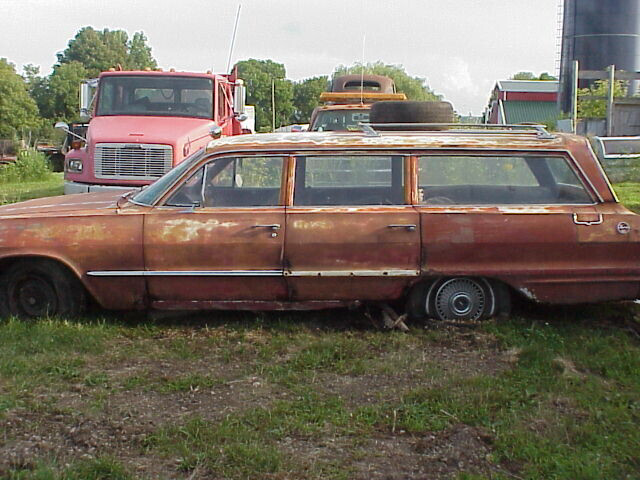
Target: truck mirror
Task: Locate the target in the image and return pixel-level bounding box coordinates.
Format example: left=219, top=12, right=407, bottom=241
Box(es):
left=233, top=80, right=246, bottom=115
left=209, top=124, right=223, bottom=139
left=54, top=122, right=70, bottom=132
left=79, top=82, right=93, bottom=121
left=235, top=113, right=248, bottom=122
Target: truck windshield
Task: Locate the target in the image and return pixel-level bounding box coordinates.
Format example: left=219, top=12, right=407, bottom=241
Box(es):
left=96, top=75, right=214, bottom=119
left=310, top=109, right=370, bottom=131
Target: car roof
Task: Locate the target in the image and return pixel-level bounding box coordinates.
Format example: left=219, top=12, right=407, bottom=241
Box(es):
left=205, top=130, right=582, bottom=155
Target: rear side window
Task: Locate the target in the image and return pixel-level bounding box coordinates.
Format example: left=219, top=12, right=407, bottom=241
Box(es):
left=294, top=155, right=405, bottom=205
left=418, top=155, right=592, bottom=205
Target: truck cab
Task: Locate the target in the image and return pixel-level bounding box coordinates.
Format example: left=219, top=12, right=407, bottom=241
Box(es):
left=309, top=74, right=406, bottom=132
left=62, top=70, right=246, bottom=194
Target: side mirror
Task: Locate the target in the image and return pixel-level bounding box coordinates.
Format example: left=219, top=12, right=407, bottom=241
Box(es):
left=54, top=121, right=69, bottom=132
left=233, top=80, right=246, bottom=115
left=79, top=82, right=93, bottom=121
left=209, top=124, right=223, bottom=139
left=235, top=113, right=248, bottom=122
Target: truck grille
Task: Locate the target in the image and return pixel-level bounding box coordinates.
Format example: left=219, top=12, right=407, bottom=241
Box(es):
left=94, top=143, right=173, bottom=180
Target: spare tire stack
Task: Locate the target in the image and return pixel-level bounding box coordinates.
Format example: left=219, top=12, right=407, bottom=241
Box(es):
left=369, top=101, right=455, bottom=130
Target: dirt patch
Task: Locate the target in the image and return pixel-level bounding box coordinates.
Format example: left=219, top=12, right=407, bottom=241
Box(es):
left=0, top=322, right=516, bottom=479
left=277, top=424, right=510, bottom=480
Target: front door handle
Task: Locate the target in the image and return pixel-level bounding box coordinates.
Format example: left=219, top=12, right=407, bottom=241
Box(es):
left=252, top=224, right=281, bottom=230
left=387, top=224, right=417, bottom=232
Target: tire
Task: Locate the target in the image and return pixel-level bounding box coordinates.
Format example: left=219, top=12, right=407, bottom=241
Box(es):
left=429, top=277, right=493, bottom=322
left=405, top=281, right=434, bottom=320
left=0, top=260, right=86, bottom=319
left=370, top=101, right=455, bottom=125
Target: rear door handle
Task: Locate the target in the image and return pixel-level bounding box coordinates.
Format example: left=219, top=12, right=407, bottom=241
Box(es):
left=387, top=224, right=417, bottom=232
left=252, top=224, right=281, bottom=230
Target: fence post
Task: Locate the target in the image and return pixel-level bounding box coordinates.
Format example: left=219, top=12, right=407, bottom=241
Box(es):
left=606, top=65, right=615, bottom=137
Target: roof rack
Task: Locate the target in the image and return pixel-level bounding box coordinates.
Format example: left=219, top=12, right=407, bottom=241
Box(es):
left=358, top=123, right=556, bottom=140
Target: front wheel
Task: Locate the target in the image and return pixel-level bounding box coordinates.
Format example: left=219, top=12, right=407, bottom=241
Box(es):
left=0, top=260, right=86, bottom=319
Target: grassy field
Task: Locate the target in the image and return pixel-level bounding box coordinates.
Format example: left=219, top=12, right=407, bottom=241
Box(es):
left=0, top=173, right=63, bottom=205
left=0, top=177, right=638, bottom=479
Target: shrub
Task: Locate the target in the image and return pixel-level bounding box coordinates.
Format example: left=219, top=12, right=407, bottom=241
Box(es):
left=0, top=148, right=52, bottom=183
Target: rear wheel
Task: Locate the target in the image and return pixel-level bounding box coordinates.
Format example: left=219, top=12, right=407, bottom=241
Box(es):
left=0, top=260, right=86, bottom=319
left=432, top=277, right=489, bottom=322
left=407, top=277, right=510, bottom=323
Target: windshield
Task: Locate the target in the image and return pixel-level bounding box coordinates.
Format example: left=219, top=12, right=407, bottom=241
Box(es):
left=96, top=75, right=213, bottom=119
left=131, top=149, right=206, bottom=206
left=310, top=109, right=370, bottom=131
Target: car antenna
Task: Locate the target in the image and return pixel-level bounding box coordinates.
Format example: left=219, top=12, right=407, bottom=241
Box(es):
left=226, top=4, right=242, bottom=73
left=360, top=34, right=366, bottom=105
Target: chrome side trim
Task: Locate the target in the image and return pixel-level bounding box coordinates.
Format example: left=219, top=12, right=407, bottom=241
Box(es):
left=87, top=269, right=421, bottom=278
left=284, top=270, right=420, bottom=277
left=87, top=270, right=283, bottom=277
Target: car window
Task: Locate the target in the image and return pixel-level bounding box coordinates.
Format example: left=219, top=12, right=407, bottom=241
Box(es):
left=202, top=156, right=284, bottom=207
left=310, top=110, right=370, bottom=131
left=165, top=168, right=205, bottom=206
left=418, top=155, right=592, bottom=205
left=294, top=155, right=405, bottom=206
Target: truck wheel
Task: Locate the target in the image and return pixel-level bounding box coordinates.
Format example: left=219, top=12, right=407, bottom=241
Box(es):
left=370, top=101, right=455, bottom=125
left=0, top=260, right=86, bottom=319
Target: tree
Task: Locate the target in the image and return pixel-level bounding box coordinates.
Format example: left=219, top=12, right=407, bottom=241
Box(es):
left=236, top=59, right=294, bottom=131
left=127, top=32, right=157, bottom=71
left=57, top=26, right=157, bottom=78
left=332, top=62, right=441, bottom=101
left=46, top=62, right=89, bottom=121
left=0, top=58, right=40, bottom=138
left=578, top=80, right=627, bottom=118
left=292, top=76, right=328, bottom=123
left=510, top=71, right=557, bottom=81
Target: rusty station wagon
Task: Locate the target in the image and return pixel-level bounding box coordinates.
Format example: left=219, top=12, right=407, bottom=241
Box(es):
left=0, top=124, right=638, bottom=322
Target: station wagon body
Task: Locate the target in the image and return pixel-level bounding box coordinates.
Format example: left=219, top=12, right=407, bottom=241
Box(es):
left=0, top=127, right=638, bottom=321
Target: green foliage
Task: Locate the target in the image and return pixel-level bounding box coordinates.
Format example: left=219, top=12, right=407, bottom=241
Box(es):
left=236, top=59, right=294, bottom=131
left=292, top=75, right=328, bottom=123
left=578, top=80, right=627, bottom=119
left=510, top=71, right=557, bottom=81
left=0, top=59, right=40, bottom=138
left=42, top=62, right=89, bottom=121
left=0, top=148, right=51, bottom=183
left=333, top=61, right=441, bottom=101
left=57, top=27, right=157, bottom=78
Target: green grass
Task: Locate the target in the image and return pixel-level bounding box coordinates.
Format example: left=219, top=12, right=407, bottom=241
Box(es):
left=613, top=181, right=640, bottom=212
left=0, top=172, right=63, bottom=205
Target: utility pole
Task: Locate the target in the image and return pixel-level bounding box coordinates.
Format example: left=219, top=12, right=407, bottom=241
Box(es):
left=271, top=79, right=276, bottom=132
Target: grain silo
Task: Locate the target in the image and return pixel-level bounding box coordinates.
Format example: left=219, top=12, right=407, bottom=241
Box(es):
left=558, top=0, right=640, bottom=112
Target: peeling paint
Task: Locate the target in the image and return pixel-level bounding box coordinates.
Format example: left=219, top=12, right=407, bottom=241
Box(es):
left=160, top=218, right=238, bottom=242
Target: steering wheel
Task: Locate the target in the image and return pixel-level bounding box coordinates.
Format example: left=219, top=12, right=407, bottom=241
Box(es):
left=424, top=196, right=454, bottom=205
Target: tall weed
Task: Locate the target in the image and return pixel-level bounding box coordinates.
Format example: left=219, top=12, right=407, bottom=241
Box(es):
left=0, top=148, right=52, bottom=183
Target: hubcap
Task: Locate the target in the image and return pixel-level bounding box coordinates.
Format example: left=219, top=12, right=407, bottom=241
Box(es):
left=434, top=278, right=486, bottom=321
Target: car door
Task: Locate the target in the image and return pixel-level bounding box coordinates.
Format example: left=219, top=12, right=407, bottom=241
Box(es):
left=284, top=153, right=420, bottom=301
left=415, top=152, right=630, bottom=304
left=143, top=155, right=288, bottom=308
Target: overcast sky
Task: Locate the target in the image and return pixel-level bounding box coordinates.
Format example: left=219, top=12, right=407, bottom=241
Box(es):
left=2, top=0, right=560, bottom=115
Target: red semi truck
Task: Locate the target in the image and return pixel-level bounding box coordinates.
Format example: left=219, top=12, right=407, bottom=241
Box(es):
left=56, top=68, right=247, bottom=194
